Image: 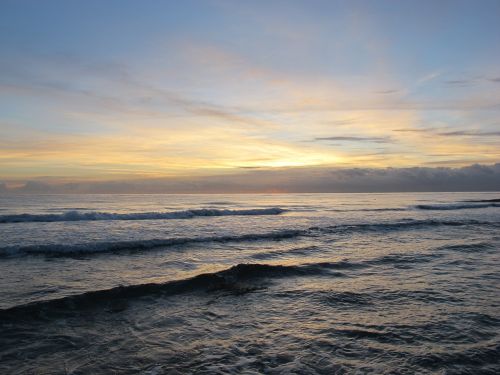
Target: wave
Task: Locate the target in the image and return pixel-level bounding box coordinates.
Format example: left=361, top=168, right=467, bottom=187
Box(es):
left=415, top=203, right=500, bottom=210
left=249, top=245, right=320, bottom=260
left=0, top=262, right=345, bottom=319
left=316, top=291, right=372, bottom=307
left=3, top=240, right=498, bottom=317
left=411, top=343, right=500, bottom=369
left=368, top=252, right=442, bottom=265
left=0, top=207, right=286, bottom=223
left=435, top=242, right=494, bottom=253
left=463, top=198, right=500, bottom=203
left=359, top=208, right=408, bottom=212
left=1, top=219, right=495, bottom=257
left=327, top=207, right=408, bottom=213
left=319, top=219, right=496, bottom=234
left=0, top=229, right=304, bottom=257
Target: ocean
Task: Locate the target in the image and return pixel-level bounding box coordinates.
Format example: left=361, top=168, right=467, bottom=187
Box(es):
left=0, top=192, right=499, bottom=374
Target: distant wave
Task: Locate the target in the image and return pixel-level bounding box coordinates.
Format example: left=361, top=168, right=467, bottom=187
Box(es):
left=1, top=219, right=495, bottom=258
left=0, top=262, right=347, bottom=319
left=318, top=219, right=496, bottom=234
left=205, top=201, right=235, bottom=205
left=328, top=207, right=408, bottom=212
left=0, top=230, right=305, bottom=257
left=0, top=207, right=286, bottom=223
left=463, top=198, right=500, bottom=203
left=415, top=203, right=500, bottom=210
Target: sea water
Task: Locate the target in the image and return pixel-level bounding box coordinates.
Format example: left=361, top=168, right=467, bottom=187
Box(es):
left=0, top=193, right=499, bottom=374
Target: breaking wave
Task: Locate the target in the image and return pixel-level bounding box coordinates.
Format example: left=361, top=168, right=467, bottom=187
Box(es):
left=0, top=207, right=287, bottom=223
left=416, top=203, right=500, bottom=210
left=0, top=229, right=305, bottom=257
left=0, top=219, right=495, bottom=258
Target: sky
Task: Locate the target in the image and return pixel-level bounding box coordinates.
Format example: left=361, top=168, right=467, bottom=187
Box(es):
left=1, top=0, right=500, bottom=191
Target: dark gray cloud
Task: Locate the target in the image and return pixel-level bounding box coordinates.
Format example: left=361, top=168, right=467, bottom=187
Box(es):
left=2, top=163, right=499, bottom=194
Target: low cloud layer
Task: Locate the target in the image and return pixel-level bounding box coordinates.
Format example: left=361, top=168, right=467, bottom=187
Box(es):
left=2, top=164, right=499, bottom=194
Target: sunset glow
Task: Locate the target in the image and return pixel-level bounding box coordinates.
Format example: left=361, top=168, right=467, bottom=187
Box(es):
left=1, top=0, right=500, bottom=188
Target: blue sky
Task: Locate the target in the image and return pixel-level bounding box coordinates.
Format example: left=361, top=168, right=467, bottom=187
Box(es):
left=1, top=0, right=499, bottom=182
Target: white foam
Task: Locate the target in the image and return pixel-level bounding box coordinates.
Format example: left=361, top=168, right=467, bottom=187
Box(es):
left=0, top=207, right=287, bottom=223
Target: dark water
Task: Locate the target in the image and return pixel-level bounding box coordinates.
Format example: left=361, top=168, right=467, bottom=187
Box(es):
left=0, top=193, right=499, bottom=374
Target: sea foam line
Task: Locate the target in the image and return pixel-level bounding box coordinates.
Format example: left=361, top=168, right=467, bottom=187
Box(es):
left=0, top=207, right=287, bottom=223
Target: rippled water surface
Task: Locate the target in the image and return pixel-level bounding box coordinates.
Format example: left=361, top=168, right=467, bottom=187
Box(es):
left=0, top=193, right=499, bottom=374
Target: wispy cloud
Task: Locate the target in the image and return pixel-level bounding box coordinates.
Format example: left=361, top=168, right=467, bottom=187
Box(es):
left=438, top=130, right=500, bottom=137
left=392, top=128, right=438, bottom=133
left=0, top=52, right=277, bottom=130
left=375, top=89, right=399, bottom=94
left=323, top=118, right=360, bottom=126
left=444, top=79, right=475, bottom=86
left=416, top=71, right=441, bottom=86
left=314, top=136, right=393, bottom=143
left=392, top=127, right=500, bottom=138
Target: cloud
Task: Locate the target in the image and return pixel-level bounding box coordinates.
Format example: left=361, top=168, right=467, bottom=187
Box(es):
left=314, top=136, right=393, bottom=143
left=375, top=89, right=399, bottom=94
left=2, top=163, right=499, bottom=194
left=392, top=128, right=500, bottom=138
left=392, top=128, right=437, bottom=133
left=2, top=48, right=500, bottom=183
left=324, top=118, right=360, bottom=126
left=0, top=52, right=270, bottom=129
left=423, top=159, right=493, bottom=166
left=438, top=130, right=500, bottom=137
left=444, top=79, right=475, bottom=86
left=416, top=71, right=441, bottom=86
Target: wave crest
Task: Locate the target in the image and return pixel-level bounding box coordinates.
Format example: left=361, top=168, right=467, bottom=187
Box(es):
left=1, top=219, right=495, bottom=257
left=0, top=207, right=286, bottom=223
left=416, top=203, right=500, bottom=210
left=0, top=262, right=345, bottom=319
